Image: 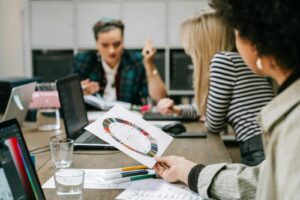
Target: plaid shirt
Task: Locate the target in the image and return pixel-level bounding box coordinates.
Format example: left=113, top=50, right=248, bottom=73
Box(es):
left=73, top=50, right=148, bottom=105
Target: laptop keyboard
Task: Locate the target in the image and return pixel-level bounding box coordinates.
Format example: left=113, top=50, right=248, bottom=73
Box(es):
left=84, top=134, right=105, bottom=144
left=76, top=131, right=106, bottom=144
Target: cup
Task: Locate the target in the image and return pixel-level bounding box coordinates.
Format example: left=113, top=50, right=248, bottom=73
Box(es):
left=54, top=168, right=85, bottom=200
left=50, top=135, right=74, bottom=169
left=36, top=82, right=61, bottom=131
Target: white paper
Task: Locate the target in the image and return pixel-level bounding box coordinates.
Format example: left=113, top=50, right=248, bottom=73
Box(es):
left=84, top=95, right=131, bottom=110
left=42, top=169, right=155, bottom=189
left=116, top=179, right=205, bottom=200
left=85, top=105, right=174, bottom=168
left=87, top=111, right=106, bottom=122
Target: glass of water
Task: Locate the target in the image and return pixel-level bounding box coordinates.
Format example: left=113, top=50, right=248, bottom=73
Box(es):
left=50, top=135, right=74, bottom=169
left=54, top=168, right=85, bottom=200
left=36, top=82, right=60, bottom=131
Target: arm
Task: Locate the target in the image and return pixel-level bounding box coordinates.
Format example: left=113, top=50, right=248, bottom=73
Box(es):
left=157, top=98, right=198, bottom=119
left=205, top=53, right=236, bottom=133
left=154, top=156, right=260, bottom=200
left=274, top=109, right=300, bottom=200
left=73, top=52, right=100, bottom=95
left=142, top=40, right=167, bottom=102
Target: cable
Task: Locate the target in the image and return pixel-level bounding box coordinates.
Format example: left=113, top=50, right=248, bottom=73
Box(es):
left=31, top=149, right=51, bottom=154
left=30, top=145, right=50, bottom=153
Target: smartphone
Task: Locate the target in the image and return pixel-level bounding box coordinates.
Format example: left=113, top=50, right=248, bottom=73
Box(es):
left=170, top=131, right=207, bottom=138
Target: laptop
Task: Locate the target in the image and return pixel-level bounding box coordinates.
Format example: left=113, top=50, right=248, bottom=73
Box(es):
left=2, top=82, right=37, bottom=125
left=143, top=111, right=199, bottom=121
left=0, top=119, right=46, bottom=200
left=56, top=75, right=115, bottom=150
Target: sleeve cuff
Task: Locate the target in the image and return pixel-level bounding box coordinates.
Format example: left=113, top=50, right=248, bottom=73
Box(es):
left=198, top=163, right=228, bottom=198
left=188, top=164, right=205, bottom=193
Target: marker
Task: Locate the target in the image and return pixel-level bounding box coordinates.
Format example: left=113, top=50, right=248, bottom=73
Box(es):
left=105, top=165, right=148, bottom=174
left=107, top=173, right=156, bottom=184
left=130, top=104, right=151, bottom=112
left=103, top=170, right=149, bottom=180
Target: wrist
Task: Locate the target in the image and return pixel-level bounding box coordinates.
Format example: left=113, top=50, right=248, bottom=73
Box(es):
left=173, top=106, right=181, bottom=116
left=181, top=161, right=197, bottom=185
left=147, top=68, right=158, bottom=78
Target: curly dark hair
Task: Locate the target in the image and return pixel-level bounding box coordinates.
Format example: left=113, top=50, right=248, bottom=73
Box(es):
left=210, top=0, right=300, bottom=71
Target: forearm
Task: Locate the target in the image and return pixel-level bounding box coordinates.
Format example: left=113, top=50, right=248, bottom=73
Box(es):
left=177, top=104, right=198, bottom=118
left=145, top=62, right=167, bottom=102
left=194, top=162, right=261, bottom=200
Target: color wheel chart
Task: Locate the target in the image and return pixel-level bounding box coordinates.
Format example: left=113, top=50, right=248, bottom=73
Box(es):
left=103, top=118, right=158, bottom=157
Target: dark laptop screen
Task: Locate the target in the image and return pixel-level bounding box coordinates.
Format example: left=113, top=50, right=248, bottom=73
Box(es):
left=0, top=119, right=45, bottom=200
left=56, top=75, right=89, bottom=139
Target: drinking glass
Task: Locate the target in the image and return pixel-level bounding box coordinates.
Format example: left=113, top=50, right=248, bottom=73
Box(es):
left=50, top=135, right=74, bottom=169
left=36, top=82, right=60, bottom=131
left=54, top=168, right=85, bottom=200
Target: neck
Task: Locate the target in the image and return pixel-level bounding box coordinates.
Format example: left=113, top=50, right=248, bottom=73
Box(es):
left=105, top=60, right=119, bottom=69
left=272, top=68, right=293, bottom=86
left=108, top=63, right=117, bottom=69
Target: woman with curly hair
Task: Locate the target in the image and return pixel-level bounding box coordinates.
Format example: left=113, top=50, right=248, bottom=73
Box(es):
left=154, top=0, right=300, bottom=199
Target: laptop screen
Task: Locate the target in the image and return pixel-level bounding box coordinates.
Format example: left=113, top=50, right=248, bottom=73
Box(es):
left=56, top=75, right=89, bottom=139
left=3, top=82, right=37, bottom=125
left=0, top=119, right=45, bottom=200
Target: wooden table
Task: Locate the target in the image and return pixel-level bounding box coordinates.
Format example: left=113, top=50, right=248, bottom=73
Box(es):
left=22, top=121, right=231, bottom=200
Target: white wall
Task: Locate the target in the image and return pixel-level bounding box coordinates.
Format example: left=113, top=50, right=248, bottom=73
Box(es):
left=0, top=0, right=25, bottom=78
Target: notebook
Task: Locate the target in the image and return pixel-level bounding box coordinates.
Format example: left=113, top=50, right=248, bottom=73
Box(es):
left=56, top=75, right=115, bottom=150
left=2, top=82, right=37, bottom=125
left=143, top=111, right=199, bottom=121
left=0, top=119, right=46, bottom=200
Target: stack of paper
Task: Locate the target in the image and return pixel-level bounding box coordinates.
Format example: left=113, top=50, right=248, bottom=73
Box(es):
left=116, top=179, right=206, bottom=200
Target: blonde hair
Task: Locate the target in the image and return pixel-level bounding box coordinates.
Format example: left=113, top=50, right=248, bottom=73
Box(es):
left=180, top=9, right=235, bottom=116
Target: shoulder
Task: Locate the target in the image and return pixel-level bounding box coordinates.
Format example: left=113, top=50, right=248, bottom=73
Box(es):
left=75, top=51, right=98, bottom=63
left=211, top=52, right=245, bottom=68
left=210, top=52, right=240, bottom=78
left=122, top=49, right=144, bottom=70
left=123, top=50, right=143, bottom=62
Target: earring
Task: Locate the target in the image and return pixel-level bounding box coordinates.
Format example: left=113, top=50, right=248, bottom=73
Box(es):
left=256, top=58, right=263, bottom=70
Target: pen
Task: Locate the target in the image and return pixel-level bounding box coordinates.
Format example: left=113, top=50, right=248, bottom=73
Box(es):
left=105, top=165, right=148, bottom=174
left=103, top=170, right=149, bottom=180
left=107, top=173, right=156, bottom=184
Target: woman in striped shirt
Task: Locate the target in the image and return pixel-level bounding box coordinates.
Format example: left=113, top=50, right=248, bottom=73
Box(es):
left=157, top=9, right=274, bottom=166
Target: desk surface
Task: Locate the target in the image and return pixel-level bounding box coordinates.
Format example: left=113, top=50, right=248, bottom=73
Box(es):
left=22, top=121, right=231, bottom=200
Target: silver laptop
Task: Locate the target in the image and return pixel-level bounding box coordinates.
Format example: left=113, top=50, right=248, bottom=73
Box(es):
left=2, top=82, right=37, bottom=125
left=56, top=75, right=115, bottom=150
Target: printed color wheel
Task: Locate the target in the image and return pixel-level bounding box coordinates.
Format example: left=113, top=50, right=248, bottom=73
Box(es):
left=103, top=118, right=158, bottom=157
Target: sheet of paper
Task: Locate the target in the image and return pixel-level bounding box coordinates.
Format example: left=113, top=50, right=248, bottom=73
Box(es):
left=42, top=169, right=155, bottom=189
left=87, top=111, right=106, bottom=122
left=84, top=95, right=131, bottom=110
left=116, top=179, right=205, bottom=200
left=85, top=105, right=174, bottom=168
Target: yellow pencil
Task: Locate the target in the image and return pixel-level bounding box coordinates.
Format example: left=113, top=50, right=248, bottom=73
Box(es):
left=105, top=165, right=148, bottom=174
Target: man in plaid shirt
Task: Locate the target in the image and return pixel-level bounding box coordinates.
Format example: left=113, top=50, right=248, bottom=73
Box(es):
left=73, top=18, right=166, bottom=105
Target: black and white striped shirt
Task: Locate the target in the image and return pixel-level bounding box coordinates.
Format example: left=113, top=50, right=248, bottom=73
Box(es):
left=179, top=52, right=274, bottom=142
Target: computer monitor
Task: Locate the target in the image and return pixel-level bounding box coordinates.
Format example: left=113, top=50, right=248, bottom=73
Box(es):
left=0, top=119, right=46, bottom=200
